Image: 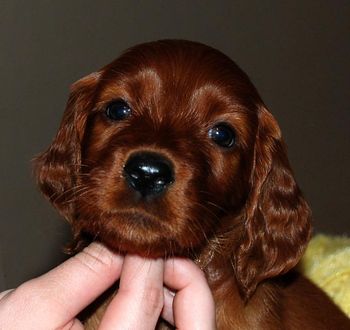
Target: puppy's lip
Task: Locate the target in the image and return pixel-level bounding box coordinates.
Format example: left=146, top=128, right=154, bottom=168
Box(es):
left=117, top=209, right=157, bottom=224
left=105, top=208, right=165, bottom=229
left=78, top=205, right=168, bottom=233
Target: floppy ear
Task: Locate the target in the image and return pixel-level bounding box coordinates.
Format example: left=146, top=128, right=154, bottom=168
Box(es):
left=34, top=72, right=100, bottom=221
left=234, top=106, right=312, bottom=300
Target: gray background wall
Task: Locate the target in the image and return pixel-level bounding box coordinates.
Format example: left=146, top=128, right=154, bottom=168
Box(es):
left=1, top=1, right=349, bottom=291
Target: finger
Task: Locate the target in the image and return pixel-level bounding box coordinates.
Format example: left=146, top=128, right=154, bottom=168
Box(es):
left=60, top=318, right=84, bottom=330
left=162, top=286, right=175, bottom=324
left=0, top=289, right=14, bottom=300
left=163, top=258, right=216, bottom=330
left=0, top=242, right=123, bottom=329
left=99, top=255, right=164, bottom=330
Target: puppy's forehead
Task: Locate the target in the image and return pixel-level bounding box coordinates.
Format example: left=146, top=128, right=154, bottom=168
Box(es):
left=98, top=40, right=260, bottom=117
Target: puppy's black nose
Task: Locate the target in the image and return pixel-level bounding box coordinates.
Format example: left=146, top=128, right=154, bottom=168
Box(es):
left=124, top=152, right=174, bottom=197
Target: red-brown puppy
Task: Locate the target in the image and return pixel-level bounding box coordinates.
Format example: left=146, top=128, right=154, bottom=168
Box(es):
left=35, top=40, right=350, bottom=329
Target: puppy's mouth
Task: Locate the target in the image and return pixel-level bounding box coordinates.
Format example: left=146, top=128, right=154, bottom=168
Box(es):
left=113, top=209, right=160, bottom=227
left=79, top=208, right=188, bottom=258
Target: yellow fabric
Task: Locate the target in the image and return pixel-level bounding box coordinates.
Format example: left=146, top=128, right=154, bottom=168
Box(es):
left=299, top=234, right=350, bottom=317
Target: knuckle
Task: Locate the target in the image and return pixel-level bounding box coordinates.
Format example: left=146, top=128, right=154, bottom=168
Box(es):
left=74, top=243, right=115, bottom=274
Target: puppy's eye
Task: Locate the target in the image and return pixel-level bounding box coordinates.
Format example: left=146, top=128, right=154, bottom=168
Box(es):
left=208, top=123, right=236, bottom=148
left=105, top=100, right=132, bottom=121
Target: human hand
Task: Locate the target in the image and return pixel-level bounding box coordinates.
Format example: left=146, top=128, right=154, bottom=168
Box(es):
left=0, top=243, right=216, bottom=329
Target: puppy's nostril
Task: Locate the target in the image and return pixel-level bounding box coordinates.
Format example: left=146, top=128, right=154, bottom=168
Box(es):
left=123, top=152, right=174, bottom=197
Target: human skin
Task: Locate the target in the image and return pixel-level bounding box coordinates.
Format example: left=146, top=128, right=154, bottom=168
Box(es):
left=0, top=242, right=216, bottom=330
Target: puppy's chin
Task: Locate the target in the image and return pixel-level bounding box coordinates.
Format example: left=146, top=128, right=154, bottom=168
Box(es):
left=77, top=209, right=200, bottom=258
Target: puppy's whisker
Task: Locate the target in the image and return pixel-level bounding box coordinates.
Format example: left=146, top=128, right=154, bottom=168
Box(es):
left=58, top=185, right=94, bottom=205
left=205, top=200, right=229, bottom=215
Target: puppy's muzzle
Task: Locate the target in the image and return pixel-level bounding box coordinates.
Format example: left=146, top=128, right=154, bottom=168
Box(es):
left=123, top=152, right=174, bottom=197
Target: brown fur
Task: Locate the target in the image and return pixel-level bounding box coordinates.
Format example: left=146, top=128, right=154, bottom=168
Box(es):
left=35, top=40, right=350, bottom=329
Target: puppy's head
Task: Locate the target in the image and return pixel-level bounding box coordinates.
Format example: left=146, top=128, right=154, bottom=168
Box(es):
left=35, top=40, right=311, bottom=299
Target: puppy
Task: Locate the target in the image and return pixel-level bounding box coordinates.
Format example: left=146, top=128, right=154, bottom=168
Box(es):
left=35, top=40, right=350, bottom=329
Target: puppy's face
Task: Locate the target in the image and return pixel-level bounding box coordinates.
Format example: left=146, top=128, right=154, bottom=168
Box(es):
left=77, top=42, right=257, bottom=257
left=36, top=40, right=311, bottom=298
